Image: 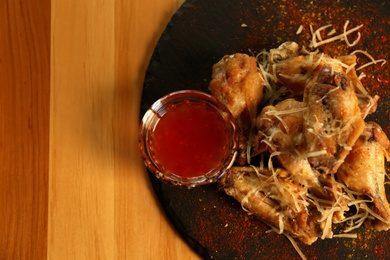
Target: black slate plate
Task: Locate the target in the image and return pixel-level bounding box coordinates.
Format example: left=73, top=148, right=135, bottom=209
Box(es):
left=140, top=0, right=390, bottom=259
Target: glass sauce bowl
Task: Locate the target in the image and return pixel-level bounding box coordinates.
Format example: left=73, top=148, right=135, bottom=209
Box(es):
left=138, top=90, right=238, bottom=188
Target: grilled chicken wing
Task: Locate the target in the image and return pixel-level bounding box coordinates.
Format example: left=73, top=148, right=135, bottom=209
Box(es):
left=210, top=53, right=264, bottom=165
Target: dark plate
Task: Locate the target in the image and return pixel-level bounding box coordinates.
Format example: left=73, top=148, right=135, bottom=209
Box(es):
left=140, top=0, right=390, bottom=259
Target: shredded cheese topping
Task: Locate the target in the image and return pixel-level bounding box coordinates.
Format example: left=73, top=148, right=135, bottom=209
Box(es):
left=309, top=21, right=364, bottom=48
left=296, top=25, right=304, bottom=35
left=227, top=19, right=389, bottom=260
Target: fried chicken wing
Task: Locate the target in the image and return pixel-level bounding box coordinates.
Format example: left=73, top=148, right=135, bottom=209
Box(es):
left=337, top=122, right=390, bottom=231
left=303, top=68, right=365, bottom=174
left=213, top=41, right=390, bottom=252
left=269, top=43, right=380, bottom=115
left=254, top=98, right=348, bottom=222
left=269, top=42, right=343, bottom=96
left=254, top=99, right=320, bottom=188
left=218, top=166, right=324, bottom=245
left=210, top=53, right=264, bottom=164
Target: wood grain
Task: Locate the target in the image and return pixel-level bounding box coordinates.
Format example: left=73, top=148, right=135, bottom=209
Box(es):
left=1, top=0, right=201, bottom=259
left=0, top=0, right=50, bottom=259
left=49, top=0, right=116, bottom=258
left=113, top=0, right=196, bottom=259
left=49, top=0, right=200, bottom=259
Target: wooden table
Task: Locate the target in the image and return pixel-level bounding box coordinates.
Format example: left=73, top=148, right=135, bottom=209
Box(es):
left=1, top=0, right=201, bottom=259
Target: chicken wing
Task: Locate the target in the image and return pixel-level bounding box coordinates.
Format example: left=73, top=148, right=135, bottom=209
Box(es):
left=303, top=68, right=365, bottom=174
left=254, top=99, right=319, bottom=188
left=269, top=42, right=343, bottom=96
left=269, top=42, right=380, bottom=116
left=337, top=122, right=390, bottom=231
left=210, top=53, right=264, bottom=165
left=336, top=54, right=379, bottom=118
left=254, top=98, right=348, bottom=222
left=214, top=42, right=390, bottom=250
left=218, top=166, right=324, bottom=245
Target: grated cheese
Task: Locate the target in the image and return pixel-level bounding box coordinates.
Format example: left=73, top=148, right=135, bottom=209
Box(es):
left=222, top=20, right=389, bottom=259
left=327, top=28, right=336, bottom=36
left=345, top=62, right=357, bottom=74
left=350, top=50, right=387, bottom=72
left=284, top=232, right=307, bottom=260
left=342, top=211, right=369, bottom=232
left=356, top=59, right=386, bottom=71
left=240, top=188, right=258, bottom=213
left=264, top=106, right=308, bottom=116
left=296, top=25, right=304, bottom=35
left=321, top=209, right=335, bottom=240
left=278, top=214, right=284, bottom=234
left=301, top=150, right=327, bottom=159
left=227, top=151, right=238, bottom=170
left=360, top=204, right=390, bottom=224
left=343, top=20, right=362, bottom=47
left=358, top=72, right=366, bottom=80
left=309, top=21, right=363, bottom=48
left=333, top=233, right=358, bottom=238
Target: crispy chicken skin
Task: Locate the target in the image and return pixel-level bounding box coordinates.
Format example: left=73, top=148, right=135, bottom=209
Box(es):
left=269, top=42, right=341, bottom=96
left=269, top=42, right=323, bottom=95
left=267, top=43, right=373, bottom=174
left=210, top=53, right=264, bottom=165
left=337, top=122, right=390, bottom=231
left=269, top=42, right=380, bottom=117
left=254, top=99, right=320, bottom=188
left=218, top=166, right=324, bottom=245
left=254, top=98, right=348, bottom=222
left=337, top=55, right=379, bottom=118
left=215, top=42, right=390, bottom=247
left=303, top=68, right=365, bottom=174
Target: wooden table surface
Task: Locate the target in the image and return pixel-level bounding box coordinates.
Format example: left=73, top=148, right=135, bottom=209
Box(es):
left=0, top=0, right=201, bottom=259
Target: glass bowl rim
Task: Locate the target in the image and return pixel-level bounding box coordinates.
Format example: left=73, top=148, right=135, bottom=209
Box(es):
left=138, top=90, right=238, bottom=188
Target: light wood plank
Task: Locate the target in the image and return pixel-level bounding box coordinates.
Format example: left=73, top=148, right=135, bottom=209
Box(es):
left=50, top=0, right=201, bottom=259
left=114, top=0, right=201, bottom=259
left=49, top=0, right=115, bottom=259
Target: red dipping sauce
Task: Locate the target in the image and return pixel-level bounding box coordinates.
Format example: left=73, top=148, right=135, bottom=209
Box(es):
left=139, top=90, right=237, bottom=187
left=152, top=102, right=228, bottom=178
